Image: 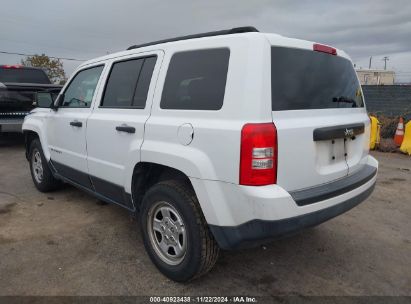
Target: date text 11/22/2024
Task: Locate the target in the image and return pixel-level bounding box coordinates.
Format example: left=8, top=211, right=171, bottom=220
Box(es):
left=149, top=296, right=257, bottom=303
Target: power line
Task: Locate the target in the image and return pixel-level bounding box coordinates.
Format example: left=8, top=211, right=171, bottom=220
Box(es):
left=0, top=50, right=86, bottom=62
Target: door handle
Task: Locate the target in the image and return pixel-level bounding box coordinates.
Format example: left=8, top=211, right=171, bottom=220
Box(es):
left=70, top=120, right=82, bottom=127
left=116, top=125, right=135, bottom=134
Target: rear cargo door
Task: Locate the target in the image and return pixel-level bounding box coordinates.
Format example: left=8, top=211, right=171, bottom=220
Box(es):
left=271, top=46, right=368, bottom=192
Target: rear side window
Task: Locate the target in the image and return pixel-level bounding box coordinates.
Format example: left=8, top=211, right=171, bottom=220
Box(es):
left=271, top=47, right=364, bottom=111
left=0, top=68, right=50, bottom=84
left=133, top=57, right=157, bottom=108
left=160, top=48, right=230, bottom=110
left=101, top=56, right=157, bottom=108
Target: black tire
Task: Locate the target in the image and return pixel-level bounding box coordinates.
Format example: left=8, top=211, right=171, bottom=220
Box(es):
left=29, top=139, right=61, bottom=192
left=140, top=180, right=219, bottom=282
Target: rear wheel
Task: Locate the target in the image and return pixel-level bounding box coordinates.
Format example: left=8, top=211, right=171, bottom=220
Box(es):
left=29, top=139, right=61, bottom=192
left=140, top=180, right=219, bottom=282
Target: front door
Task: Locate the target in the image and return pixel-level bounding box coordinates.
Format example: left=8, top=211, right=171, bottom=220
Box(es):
left=46, top=65, right=105, bottom=189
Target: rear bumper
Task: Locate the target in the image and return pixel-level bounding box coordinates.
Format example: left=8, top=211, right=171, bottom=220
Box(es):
left=209, top=181, right=375, bottom=249
left=201, top=157, right=378, bottom=250
left=0, top=119, right=23, bottom=133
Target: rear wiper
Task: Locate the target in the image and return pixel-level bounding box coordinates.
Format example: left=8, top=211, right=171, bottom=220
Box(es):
left=332, top=96, right=358, bottom=108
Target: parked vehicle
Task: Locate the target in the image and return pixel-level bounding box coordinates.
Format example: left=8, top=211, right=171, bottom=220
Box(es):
left=0, top=65, right=62, bottom=134
left=22, top=27, right=378, bottom=282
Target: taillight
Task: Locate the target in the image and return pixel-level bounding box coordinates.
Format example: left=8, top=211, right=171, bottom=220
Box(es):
left=1, top=65, right=23, bottom=69
left=313, top=43, right=337, bottom=55
left=240, top=123, right=277, bottom=186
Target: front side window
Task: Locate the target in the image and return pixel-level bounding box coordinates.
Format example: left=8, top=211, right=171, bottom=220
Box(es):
left=101, top=56, right=157, bottom=108
left=61, top=65, right=104, bottom=108
left=160, top=48, right=230, bottom=110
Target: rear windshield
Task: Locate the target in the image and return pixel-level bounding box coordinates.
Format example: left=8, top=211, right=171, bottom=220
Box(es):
left=271, top=47, right=363, bottom=111
left=0, top=68, right=51, bottom=84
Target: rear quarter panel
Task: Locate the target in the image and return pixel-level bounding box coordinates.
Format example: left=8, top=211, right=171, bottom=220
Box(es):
left=141, top=34, right=273, bottom=183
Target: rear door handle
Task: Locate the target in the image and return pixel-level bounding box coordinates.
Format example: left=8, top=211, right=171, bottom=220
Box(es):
left=116, top=125, right=135, bottom=134
left=70, top=120, right=82, bottom=127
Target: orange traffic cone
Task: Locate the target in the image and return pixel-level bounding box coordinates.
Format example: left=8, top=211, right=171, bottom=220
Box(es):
left=394, top=117, right=405, bottom=146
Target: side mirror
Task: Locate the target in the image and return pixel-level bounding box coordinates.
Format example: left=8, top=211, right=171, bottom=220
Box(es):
left=52, top=94, right=64, bottom=110
left=35, top=92, right=57, bottom=108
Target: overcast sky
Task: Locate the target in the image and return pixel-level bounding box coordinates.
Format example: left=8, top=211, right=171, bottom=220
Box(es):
left=1, top=0, right=411, bottom=82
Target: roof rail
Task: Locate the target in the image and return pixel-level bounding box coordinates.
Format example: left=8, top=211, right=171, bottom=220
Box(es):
left=126, top=26, right=259, bottom=50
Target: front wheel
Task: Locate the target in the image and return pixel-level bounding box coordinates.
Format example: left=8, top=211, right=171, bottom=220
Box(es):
left=29, top=139, right=61, bottom=192
left=140, top=180, right=219, bottom=282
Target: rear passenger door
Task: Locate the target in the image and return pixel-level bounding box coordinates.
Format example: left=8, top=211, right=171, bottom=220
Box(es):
left=86, top=52, right=162, bottom=208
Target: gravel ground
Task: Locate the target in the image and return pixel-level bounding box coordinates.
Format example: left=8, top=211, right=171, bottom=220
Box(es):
left=0, top=134, right=410, bottom=296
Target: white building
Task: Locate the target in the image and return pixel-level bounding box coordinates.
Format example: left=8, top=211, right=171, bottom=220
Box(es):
left=356, top=69, right=395, bottom=85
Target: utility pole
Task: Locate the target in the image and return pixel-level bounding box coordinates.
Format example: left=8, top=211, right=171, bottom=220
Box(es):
left=382, top=56, right=389, bottom=70
left=369, top=56, right=372, bottom=69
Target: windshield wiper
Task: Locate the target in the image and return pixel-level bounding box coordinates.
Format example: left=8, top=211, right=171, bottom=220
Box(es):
left=332, top=96, right=358, bottom=108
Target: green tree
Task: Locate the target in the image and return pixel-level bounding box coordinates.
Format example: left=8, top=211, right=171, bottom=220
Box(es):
left=21, top=54, right=66, bottom=84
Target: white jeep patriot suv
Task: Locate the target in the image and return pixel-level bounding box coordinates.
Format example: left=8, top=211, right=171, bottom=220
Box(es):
left=22, top=27, right=378, bottom=282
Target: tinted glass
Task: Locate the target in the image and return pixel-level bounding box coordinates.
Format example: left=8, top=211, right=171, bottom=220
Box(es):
left=101, top=59, right=143, bottom=107
left=133, top=57, right=157, bottom=108
left=37, top=92, right=58, bottom=108
left=61, top=65, right=104, bottom=108
left=160, top=48, right=230, bottom=110
left=271, top=47, right=364, bottom=111
left=0, top=68, right=50, bottom=84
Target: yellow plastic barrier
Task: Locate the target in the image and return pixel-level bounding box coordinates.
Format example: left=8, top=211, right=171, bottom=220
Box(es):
left=400, top=121, right=411, bottom=155
left=369, top=116, right=381, bottom=150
